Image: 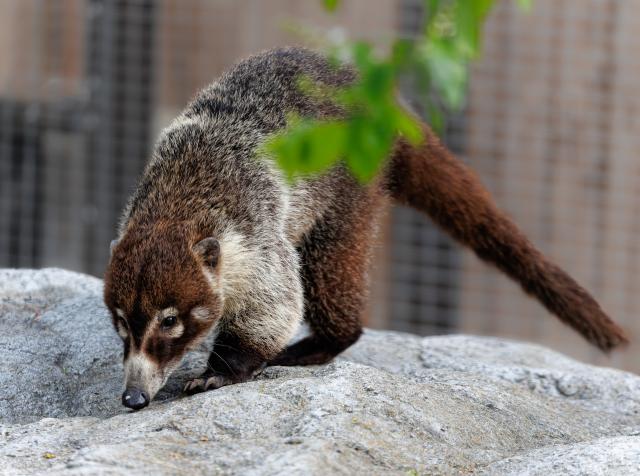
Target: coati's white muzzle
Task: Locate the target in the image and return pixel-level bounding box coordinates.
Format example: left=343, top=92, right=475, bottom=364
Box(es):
left=122, top=352, right=173, bottom=410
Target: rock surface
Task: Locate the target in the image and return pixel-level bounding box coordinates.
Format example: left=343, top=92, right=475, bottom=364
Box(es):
left=0, top=268, right=639, bottom=475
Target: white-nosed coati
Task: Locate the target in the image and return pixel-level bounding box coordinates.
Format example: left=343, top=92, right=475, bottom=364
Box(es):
left=104, top=47, right=628, bottom=410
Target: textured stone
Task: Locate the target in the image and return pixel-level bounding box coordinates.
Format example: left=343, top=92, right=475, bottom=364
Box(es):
left=1, top=269, right=639, bottom=475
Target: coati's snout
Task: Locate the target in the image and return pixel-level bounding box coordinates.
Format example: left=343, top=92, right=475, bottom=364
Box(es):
left=104, top=224, right=224, bottom=408
left=122, top=387, right=149, bottom=410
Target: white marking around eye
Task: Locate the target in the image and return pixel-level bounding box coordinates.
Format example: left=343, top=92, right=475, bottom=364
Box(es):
left=159, top=307, right=178, bottom=320
left=116, top=322, right=129, bottom=340
left=191, top=306, right=210, bottom=320
left=166, top=321, right=185, bottom=339
left=115, top=308, right=128, bottom=339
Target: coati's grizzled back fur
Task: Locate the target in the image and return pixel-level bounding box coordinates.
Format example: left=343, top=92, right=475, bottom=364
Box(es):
left=105, top=47, right=627, bottom=409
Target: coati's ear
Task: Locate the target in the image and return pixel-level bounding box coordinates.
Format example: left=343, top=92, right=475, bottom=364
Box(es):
left=110, top=239, right=119, bottom=256
left=193, top=238, right=220, bottom=268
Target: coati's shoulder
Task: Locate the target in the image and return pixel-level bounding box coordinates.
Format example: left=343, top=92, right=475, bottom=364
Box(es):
left=184, top=47, right=356, bottom=131
left=120, top=113, right=289, bottom=238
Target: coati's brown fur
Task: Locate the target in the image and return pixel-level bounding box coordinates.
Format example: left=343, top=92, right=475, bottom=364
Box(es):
left=104, top=47, right=627, bottom=408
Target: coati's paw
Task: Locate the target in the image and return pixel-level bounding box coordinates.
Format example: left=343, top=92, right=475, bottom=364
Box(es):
left=183, top=374, right=232, bottom=395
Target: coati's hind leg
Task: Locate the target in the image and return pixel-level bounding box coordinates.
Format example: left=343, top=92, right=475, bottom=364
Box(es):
left=269, top=186, right=384, bottom=367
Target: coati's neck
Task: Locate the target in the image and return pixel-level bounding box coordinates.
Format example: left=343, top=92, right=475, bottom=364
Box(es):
left=119, top=219, right=259, bottom=317
left=215, top=227, right=260, bottom=315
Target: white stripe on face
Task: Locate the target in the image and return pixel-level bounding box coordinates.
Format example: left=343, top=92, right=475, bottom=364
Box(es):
left=191, top=306, right=211, bottom=321
left=115, top=308, right=129, bottom=339
left=123, top=351, right=165, bottom=400
left=120, top=306, right=193, bottom=401
left=165, top=321, right=185, bottom=339
left=159, top=307, right=178, bottom=319
left=116, top=322, right=129, bottom=340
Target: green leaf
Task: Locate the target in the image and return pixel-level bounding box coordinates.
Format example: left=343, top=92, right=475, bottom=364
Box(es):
left=391, top=39, right=415, bottom=68
left=263, top=117, right=348, bottom=180
left=426, top=102, right=445, bottom=135
left=268, top=0, right=518, bottom=182
left=426, top=43, right=467, bottom=109
left=322, top=0, right=340, bottom=12
left=454, top=0, right=494, bottom=54
left=424, top=0, right=441, bottom=18
left=394, top=108, right=423, bottom=145
left=345, top=117, right=391, bottom=182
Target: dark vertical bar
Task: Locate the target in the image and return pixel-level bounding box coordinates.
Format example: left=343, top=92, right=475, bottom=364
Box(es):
left=388, top=0, right=463, bottom=335
left=7, top=107, right=24, bottom=267
left=0, top=100, right=15, bottom=265
left=84, top=0, right=156, bottom=276
left=18, top=105, right=42, bottom=268
left=2, top=103, right=42, bottom=269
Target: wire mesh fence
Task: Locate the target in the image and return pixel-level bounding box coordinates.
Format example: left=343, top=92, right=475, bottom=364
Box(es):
left=1, top=0, right=638, bottom=370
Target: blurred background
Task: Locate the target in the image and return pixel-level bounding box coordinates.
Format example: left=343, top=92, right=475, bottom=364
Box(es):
left=1, top=0, right=638, bottom=371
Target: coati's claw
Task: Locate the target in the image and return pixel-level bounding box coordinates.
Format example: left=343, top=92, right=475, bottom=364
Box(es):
left=183, top=378, right=205, bottom=394
left=183, top=375, right=230, bottom=395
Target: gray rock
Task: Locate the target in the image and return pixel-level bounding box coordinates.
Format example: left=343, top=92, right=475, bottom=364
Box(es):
left=0, top=268, right=639, bottom=475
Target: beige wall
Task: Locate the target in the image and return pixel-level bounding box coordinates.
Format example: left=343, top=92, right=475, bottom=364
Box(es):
left=0, top=0, right=84, bottom=100
left=156, top=0, right=400, bottom=120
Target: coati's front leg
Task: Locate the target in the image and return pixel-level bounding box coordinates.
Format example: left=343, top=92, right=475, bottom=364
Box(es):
left=183, top=330, right=267, bottom=394
left=184, top=240, right=304, bottom=394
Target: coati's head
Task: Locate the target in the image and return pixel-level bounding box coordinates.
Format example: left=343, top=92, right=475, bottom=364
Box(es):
left=104, top=222, right=222, bottom=410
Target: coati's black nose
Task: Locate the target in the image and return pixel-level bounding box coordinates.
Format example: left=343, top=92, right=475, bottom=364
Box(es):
left=122, top=388, right=149, bottom=410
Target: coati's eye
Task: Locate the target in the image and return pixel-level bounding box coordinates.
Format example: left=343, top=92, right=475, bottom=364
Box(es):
left=161, top=316, right=177, bottom=329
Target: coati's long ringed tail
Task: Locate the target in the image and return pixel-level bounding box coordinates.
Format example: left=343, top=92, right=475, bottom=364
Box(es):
left=387, top=124, right=628, bottom=351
